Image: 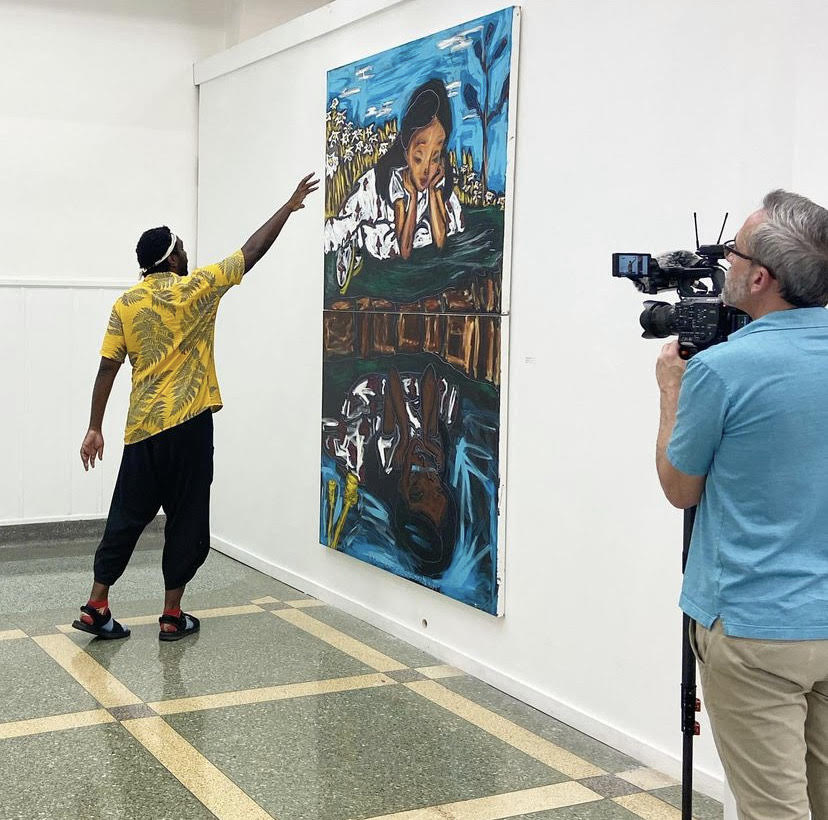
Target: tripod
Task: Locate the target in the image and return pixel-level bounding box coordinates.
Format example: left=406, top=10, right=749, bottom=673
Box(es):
left=681, top=506, right=701, bottom=819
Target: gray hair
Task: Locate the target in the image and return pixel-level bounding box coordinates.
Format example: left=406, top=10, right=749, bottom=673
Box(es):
left=746, top=190, right=828, bottom=307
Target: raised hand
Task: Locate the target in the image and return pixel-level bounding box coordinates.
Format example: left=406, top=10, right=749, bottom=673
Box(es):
left=80, top=428, right=104, bottom=471
left=286, top=173, right=320, bottom=212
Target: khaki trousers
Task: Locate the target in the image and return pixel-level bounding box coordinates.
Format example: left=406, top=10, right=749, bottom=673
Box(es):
left=691, top=619, right=828, bottom=820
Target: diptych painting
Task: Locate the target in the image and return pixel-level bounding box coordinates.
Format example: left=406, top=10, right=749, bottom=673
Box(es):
left=320, top=7, right=519, bottom=615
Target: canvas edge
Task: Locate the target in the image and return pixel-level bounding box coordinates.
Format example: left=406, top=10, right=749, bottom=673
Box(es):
left=493, top=5, right=521, bottom=617
left=499, top=4, right=521, bottom=317
left=493, top=313, right=510, bottom=617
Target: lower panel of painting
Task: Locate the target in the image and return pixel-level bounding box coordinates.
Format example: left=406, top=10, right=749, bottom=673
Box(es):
left=320, top=310, right=506, bottom=615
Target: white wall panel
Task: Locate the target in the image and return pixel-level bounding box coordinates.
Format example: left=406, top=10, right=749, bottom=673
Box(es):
left=0, top=289, right=25, bottom=522
left=0, top=0, right=225, bottom=282
left=22, top=289, right=74, bottom=519
left=0, top=0, right=225, bottom=525
left=0, top=285, right=133, bottom=526
left=196, top=0, right=827, bottom=799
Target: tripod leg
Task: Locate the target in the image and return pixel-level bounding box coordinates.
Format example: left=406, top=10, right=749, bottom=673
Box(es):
left=681, top=507, right=700, bottom=820
left=682, top=613, right=700, bottom=819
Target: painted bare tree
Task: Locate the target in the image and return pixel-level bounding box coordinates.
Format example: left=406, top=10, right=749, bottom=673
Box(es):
left=463, top=22, right=510, bottom=197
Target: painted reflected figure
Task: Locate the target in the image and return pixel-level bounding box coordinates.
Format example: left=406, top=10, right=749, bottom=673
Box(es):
left=323, top=364, right=458, bottom=576
left=324, top=79, right=465, bottom=291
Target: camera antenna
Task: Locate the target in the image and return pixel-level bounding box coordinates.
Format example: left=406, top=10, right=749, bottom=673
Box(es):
left=693, top=213, right=700, bottom=251
left=715, top=213, right=729, bottom=244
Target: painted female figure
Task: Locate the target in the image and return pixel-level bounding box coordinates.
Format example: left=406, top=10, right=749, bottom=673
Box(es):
left=324, top=79, right=465, bottom=292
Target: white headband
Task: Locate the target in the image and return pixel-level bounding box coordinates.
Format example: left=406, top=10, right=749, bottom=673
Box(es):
left=140, top=232, right=177, bottom=274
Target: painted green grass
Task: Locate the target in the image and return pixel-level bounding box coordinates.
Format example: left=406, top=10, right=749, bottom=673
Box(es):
left=324, top=207, right=504, bottom=308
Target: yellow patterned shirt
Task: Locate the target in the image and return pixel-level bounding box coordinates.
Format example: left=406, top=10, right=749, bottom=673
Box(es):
left=100, top=251, right=245, bottom=444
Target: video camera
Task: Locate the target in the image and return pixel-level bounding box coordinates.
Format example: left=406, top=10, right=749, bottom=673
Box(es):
left=612, top=215, right=749, bottom=359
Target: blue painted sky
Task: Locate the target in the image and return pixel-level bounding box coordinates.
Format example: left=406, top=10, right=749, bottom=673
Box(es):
left=327, top=7, right=515, bottom=192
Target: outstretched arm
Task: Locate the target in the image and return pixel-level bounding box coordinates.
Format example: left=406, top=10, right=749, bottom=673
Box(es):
left=80, top=356, right=122, bottom=471
left=241, top=173, right=319, bottom=273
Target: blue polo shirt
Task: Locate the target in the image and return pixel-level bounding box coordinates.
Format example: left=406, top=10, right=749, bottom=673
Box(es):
left=668, top=307, right=828, bottom=639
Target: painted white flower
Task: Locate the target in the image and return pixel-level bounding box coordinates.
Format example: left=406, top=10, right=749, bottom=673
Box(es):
left=325, top=153, right=339, bottom=178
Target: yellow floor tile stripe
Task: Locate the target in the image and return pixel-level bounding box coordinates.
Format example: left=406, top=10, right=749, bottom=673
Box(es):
left=0, top=708, right=115, bottom=740
left=188, top=604, right=264, bottom=619
left=405, top=680, right=605, bottom=780
left=150, top=673, right=394, bottom=715
left=122, top=717, right=273, bottom=820
left=0, top=629, right=27, bottom=641
left=416, top=664, right=463, bottom=679
left=614, top=792, right=683, bottom=819
left=617, top=767, right=680, bottom=790
left=272, top=608, right=408, bottom=672
left=363, top=781, right=602, bottom=819
left=33, top=634, right=142, bottom=707
left=285, top=599, right=326, bottom=608
left=251, top=596, right=280, bottom=605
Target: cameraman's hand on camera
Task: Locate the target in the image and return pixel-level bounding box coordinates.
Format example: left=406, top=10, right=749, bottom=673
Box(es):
left=656, top=341, right=686, bottom=394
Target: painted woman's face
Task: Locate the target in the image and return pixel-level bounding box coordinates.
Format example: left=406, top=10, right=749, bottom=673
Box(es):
left=405, top=116, right=446, bottom=192
left=405, top=470, right=449, bottom=526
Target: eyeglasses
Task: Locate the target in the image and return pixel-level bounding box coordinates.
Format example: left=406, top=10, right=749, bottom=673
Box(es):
left=722, top=239, right=754, bottom=262
left=722, top=239, right=776, bottom=277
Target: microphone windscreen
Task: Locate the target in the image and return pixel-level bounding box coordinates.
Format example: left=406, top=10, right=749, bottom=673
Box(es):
left=656, top=250, right=704, bottom=269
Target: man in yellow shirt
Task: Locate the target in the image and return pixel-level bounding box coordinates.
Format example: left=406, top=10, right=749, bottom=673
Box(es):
left=75, top=173, right=318, bottom=641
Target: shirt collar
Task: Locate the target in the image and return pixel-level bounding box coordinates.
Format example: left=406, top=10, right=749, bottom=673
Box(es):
left=728, top=306, right=828, bottom=340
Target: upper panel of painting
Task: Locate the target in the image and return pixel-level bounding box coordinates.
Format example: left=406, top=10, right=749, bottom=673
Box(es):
left=323, top=7, right=517, bottom=316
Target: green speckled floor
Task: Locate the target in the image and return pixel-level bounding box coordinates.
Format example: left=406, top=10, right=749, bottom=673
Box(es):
left=0, top=529, right=722, bottom=819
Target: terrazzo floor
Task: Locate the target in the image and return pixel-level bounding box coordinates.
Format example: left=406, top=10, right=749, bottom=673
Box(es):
left=0, top=528, right=723, bottom=819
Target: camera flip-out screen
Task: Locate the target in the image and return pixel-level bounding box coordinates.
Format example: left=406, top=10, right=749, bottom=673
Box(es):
left=612, top=253, right=651, bottom=279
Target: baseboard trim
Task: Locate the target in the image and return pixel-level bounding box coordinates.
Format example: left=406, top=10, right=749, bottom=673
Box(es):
left=211, top=533, right=725, bottom=800
left=0, top=515, right=165, bottom=546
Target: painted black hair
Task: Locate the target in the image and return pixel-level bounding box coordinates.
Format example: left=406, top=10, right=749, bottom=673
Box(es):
left=136, top=226, right=175, bottom=276
left=375, top=78, right=455, bottom=205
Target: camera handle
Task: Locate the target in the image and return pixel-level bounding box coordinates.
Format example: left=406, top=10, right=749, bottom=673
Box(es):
left=681, top=506, right=701, bottom=820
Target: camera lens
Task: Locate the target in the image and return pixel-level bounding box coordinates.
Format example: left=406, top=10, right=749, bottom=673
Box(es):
left=639, top=301, right=676, bottom=339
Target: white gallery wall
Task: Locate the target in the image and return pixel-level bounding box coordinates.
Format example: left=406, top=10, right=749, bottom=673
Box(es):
left=195, top=0, right=828, bottom=796
left=0, top=0, right=228, bottom=524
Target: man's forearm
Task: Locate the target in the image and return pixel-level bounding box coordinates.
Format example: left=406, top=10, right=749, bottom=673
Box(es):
left=656, top=387, right=679, bottom=482
left=89, top=363, right=120, bottom=431
left=656, top=386, right=705, bottom=508
left=241, top=204, right=292, bottom=273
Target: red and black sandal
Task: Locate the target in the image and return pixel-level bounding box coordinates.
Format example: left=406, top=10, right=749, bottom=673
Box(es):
left=71, top=605, right=131, bottom=640
left=158, top=612, right=200, bottom=642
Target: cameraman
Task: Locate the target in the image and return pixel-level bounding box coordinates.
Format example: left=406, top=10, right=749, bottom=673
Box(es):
left=655, top=190, right=828, bottom=818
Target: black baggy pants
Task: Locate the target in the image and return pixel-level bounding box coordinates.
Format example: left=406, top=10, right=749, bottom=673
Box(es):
left=94, top=410, right=214, bottom=591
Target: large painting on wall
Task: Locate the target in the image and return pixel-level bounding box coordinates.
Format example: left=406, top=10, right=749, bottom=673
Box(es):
left=320, top=7, right=519, bottom=615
